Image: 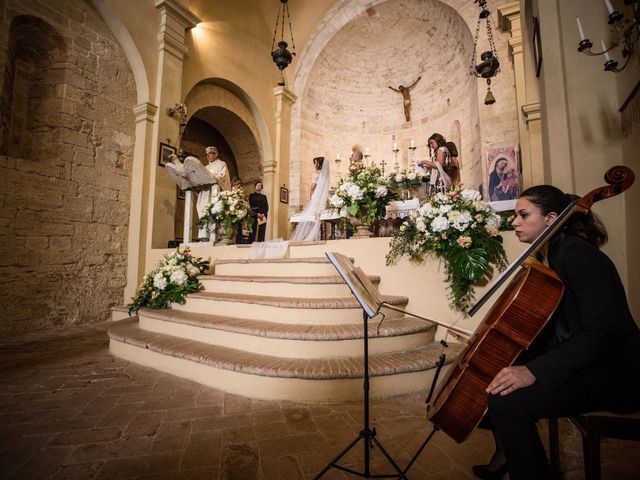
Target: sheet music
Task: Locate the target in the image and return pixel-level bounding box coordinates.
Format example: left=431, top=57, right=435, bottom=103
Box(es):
left=325, top=252, right=381, bottom=318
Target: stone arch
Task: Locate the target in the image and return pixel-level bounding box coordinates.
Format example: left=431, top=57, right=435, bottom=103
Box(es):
left=289, top=0, right=482, bottom=209
left=89, top=0, right=150, bottom=104
left=184, top=80, right=263, bottom=186
left=1, top=15, right=67, bottom=157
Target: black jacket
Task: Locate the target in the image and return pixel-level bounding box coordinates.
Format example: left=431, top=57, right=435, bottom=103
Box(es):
left=249, top=192, right=268, bottom=216
left=525, top=233, right=640, bottom=412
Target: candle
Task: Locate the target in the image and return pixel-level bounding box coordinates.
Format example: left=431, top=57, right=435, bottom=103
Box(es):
left=601, top=40, right=611, bottom=61
left=365, top=147, right=370, bottom=155
left=410, top=139, right=415, bottom=148
left=604, top=0, right=614, bottom=15
left=393, top=142, right=397, bottom=150
left=576, top=16, right=586, bottom=41
left=337, top=153, right=340, bottom=160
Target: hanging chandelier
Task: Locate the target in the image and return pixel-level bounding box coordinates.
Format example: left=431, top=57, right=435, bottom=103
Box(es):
left=271, top=0, right=296, bottom=86
left=469, top=0, right=500, bottom=105
left=576, top=0, right=639, bottom=73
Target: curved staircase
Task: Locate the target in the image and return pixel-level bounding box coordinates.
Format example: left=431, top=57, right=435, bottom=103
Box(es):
left=108, top=256, right=460, bottom=402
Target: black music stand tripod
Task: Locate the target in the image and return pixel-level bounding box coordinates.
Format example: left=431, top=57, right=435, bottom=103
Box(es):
left=314, top=309, right=406, bottom=479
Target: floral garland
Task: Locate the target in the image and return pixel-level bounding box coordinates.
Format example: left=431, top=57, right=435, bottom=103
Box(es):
left=128, top=247, right=209, bottom=314
left=387, top=169, right=422, bottom=190
left=328, top=164, right=398, bottom=227
left=386, top=188, right=508, bottom=311
left=198, top=188, right=252, bottom=239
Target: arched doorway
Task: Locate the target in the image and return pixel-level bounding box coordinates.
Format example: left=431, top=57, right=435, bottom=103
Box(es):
left=176, top=82, right=262, bottom=242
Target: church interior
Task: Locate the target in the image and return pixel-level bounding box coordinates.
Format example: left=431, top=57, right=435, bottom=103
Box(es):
left=1, top=0, right=639, bottom=478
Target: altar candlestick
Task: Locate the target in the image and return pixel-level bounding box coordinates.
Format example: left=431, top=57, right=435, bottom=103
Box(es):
left=576, top=16, right=586, bottom=41
left=604, top=0, right=614, bottom=15
left=601, top=40, right=611, bottom=61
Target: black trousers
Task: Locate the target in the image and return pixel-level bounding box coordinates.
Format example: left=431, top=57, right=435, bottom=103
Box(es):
left=485, top=377, right=604, bottom=480
left=249, top=218, right=266, bottom=243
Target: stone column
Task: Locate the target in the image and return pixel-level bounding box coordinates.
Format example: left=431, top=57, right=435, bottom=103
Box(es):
left=125, top=102, right=158, bottom=300
left=149, top=0, right=200, bottom=248
left=522, top=102, right=544, bottom=186
left=498, top=2, right=544, bottom=190
left=271, top=86, right=297, bottom=240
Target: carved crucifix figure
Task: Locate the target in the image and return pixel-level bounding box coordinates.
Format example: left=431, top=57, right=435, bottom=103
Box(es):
left=388, top=75, right=422, bottom=122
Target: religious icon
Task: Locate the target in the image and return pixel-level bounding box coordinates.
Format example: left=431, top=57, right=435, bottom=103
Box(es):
left=486, top=147, right=520, bottom=202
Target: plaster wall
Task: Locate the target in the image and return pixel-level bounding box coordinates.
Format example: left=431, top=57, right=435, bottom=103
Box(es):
left=534, top=0, right=637, bottom=317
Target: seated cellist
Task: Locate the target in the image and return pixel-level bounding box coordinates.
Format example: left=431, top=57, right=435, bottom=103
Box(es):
left=474, top=185, right=640, bottom=480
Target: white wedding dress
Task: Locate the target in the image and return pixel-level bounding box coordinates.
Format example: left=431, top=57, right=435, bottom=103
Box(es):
left=290, top=159, right=331, bottom=242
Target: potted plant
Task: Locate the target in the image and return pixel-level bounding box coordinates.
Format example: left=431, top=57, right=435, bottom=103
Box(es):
left=198, top=188, right=252, bottom=243
left=128, top=247, right=209, bottom=314
left=329, top=164, right=398, bottom=236
left=387, top=169, right=422, bottom=200
left=386, top=188, right=508, bottom=311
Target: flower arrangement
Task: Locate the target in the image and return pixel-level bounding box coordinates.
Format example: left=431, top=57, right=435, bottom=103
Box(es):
left=198, top=188, right=252, bottom=239
left=128, top=247, right=209, bottom=314
left=328, top=164, right=398, bottom=227
left=386, top=188, right=508, bottom=311
left=387, top=169, right=422, bottom=190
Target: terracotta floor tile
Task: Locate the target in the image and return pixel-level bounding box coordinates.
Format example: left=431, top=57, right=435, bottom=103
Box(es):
left=0, top=322, right=639, bottom=480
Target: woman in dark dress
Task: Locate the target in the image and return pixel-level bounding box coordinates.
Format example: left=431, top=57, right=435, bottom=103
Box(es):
left=473, top=185, right=640, bottom=480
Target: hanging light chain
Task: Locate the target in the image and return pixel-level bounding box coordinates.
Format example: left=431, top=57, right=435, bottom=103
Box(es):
left=485, top=13, right=499, bottom=75
left=271, top=1, right=284, bottom=51
left=284, top=0, right=296, bottom=54
left=271, top=0, right=296, bottom=55
left=469, top=15, right=483, bottom=76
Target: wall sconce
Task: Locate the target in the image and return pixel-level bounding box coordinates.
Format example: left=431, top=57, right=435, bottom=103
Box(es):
left=166, top=103, right=188, bottom=158
left=469, top=0, right=500, bottom=105
left=271, top=0, right=296, bottom=86
left=576, top=0, right=639, bottom=72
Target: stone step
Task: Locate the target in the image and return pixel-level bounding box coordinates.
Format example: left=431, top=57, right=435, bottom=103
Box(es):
left=171, top=291, right=409, bottom=324
left=108, top=318, right=462, bottom=402
left=138, top=307, right=435, bottom=358
left=199, top=274, right=381, bottom=298
left=213, top=257, right=343, bottom=277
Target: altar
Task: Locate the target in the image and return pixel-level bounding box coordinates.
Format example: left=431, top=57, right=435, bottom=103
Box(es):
left=289, top=199, right=421, bottom=240
left=289, top=209, right=343, bottom=240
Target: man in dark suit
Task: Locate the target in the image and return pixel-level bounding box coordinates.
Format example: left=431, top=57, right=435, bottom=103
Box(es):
left=248, top=180, right=268, bottom=243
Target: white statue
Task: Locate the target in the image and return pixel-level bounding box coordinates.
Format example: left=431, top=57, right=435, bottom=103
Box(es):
left=163, top=146, right=231, bottom=242
left=163, top=154, right=217, bottom=190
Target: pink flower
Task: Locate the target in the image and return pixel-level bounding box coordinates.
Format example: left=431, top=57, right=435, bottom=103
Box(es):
left=457, top=236, right=473, bottom=248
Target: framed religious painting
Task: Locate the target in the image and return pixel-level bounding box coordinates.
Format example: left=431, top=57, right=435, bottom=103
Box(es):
left=485, top=146, right=520, bottom=204
left=158, top=142, right=176, bottom=167
left=280, top=186, right=289, bottom=204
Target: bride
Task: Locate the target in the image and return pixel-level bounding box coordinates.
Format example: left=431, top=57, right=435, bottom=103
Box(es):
left=290, top=156, right=330, bottom=242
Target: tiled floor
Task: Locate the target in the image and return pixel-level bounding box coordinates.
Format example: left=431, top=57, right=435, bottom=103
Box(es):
left=0, top=322, right=638, bottom=479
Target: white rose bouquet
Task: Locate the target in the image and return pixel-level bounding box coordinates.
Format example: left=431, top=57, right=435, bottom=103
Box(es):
left=386, top=187, right=508, bottom=311
left=329, top=165, right=398, bottom=227
left=198, top=188, right=252, bottom=239
left=387, top=169, right=422, bottom=190
left=128, top=247, right=209, bottom=314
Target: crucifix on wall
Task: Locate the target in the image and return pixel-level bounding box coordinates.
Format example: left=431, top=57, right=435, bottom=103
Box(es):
left=388, top=75, right=421, bottom=122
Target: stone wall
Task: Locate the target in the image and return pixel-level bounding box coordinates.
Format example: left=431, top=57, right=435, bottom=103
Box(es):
left=0, top=0, right=136, bottom=334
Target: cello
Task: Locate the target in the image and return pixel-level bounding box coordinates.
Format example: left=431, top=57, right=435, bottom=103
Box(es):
left=426, top=165, right=635, bottom=443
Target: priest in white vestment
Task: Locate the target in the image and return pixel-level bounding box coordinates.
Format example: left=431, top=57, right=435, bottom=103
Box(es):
left=196, top=146, right=231, bottom=240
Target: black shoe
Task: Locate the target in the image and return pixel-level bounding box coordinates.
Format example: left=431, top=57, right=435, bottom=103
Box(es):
left=472, top=463, right=508, bottom=479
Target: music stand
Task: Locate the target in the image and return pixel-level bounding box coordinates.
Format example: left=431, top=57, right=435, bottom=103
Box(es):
left=314, top=252, right=406, bottom=479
